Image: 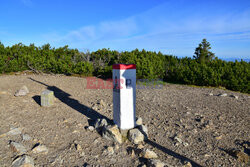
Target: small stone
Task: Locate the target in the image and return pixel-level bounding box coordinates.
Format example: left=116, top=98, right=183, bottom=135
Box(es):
left=230, top=95, right=239, bottom=99
left=12, top=155, right=34, bottom=167
left=127, top=148, right=135, bottom=158
left=174, top=136, right=182, bottom=143
left=128, top=128, right=144, bottom=144
left=136, top=117, right=143, bottom=126
left=93, top=138, right=99, bottom=145
left=236, top=151, right=249, bottom=164
left=32, top=144, right=48, bottom=154
left=102, top=125, right=122, bottom=144
left=107, top=146, right=114, bottom=155
left=138, top=125, right=148, bottom=137
left=183, top=142, right=189, bottom=147
left=7, top=128, right=22, bottom=136
left=14, top=86, right=29, bottom=96
left=10, top=141, right=27, bottom=154
left=141, top=149, right=158, bottom=159
left=137, top=144, right=144, bottom=149
left=41, top=90, right=54, bottom=107
left=94, top=118, right=108, bottom=131
left=76, top=144, right=82, bottom=151
left=147, top=159, right=166, bottom=167
left=208, top=93, right=213, bottom=96
left=87, top=126, right=95, bottom=132
left=97, top=99, right=106, bottom=107
left=183, top=161, right=192, bottom=167
left=22, top=134, right=32, bottom=141
left=115, top=144, right=119, bottom=150
left=218, top=93, right=227, bottom=97
left=215, top=135, right=223, bottom=140
left=80, top=151, right=85, bottom=157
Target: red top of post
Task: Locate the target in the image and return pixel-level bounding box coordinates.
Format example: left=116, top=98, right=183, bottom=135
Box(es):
left=112, top=64, right=136, bottom=69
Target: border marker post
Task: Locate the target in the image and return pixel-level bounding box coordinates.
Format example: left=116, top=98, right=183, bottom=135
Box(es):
left=112, top=64, right=136, bottom=130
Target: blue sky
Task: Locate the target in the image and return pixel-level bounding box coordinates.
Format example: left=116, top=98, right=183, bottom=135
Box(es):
left=0, top=0, right=250, bottom=60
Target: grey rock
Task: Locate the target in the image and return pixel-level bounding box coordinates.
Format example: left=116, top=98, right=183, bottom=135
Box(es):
left=22, top=134, right=32, bottom=141
left=128, top=128, right=144, bottom=144
left=10, top=141, right=27, bottom=154
left=94, top=118, right=108, bottom=131
left=12, top=155, right=34, bottom=167
left=7, top=128, right=22, bottom=136
left=14, top=86, right=29, bottom=97
left=218, top=93, right=227, bottom=97
left=208, top=93, right=213, bottom=96
left=76, top=144, right=82, bottom=151
left=106, top=146, right=114, bottom=155
left=173, top=135, right=189, bottom=146
left=141, top=148, right=158, bottom=159
left=183, top=161, right=192, bottom=167
left=32, top=144, right=48, bottom=154
left=230, top=95, right=239, bottom=99
left=183, top=142, right=189, bottom=147
left=136, top=117, right=143, bottom=126
left=102, top=125, right=122, bottom=144
left=174, top=136, right=183, bottom=143
left=87, top=126, right=95, bottom=132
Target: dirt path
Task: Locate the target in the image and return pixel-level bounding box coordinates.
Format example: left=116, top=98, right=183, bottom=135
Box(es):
left=0, top=74, right=249, bottom=167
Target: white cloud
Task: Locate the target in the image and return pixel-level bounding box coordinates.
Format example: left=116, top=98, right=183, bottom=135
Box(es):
left=41, top=0, right=250, bottom=58
left=42, top=17, right=138, bottom=50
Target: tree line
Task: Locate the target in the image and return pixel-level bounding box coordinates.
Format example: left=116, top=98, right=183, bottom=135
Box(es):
left=0, top=39, right=249, bottom=93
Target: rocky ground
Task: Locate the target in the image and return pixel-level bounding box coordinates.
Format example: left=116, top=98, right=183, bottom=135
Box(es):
left=0, top=74, right=249, bottom=167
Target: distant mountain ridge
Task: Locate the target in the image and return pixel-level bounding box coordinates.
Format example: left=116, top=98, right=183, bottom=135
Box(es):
left=221, top=57, right=250, bottom=62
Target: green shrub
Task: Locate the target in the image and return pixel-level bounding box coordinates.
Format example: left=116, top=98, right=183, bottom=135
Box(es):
left=0, top=42, right=249, bottom=93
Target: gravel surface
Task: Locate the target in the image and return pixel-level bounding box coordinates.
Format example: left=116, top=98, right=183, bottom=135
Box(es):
left=0, top=74, right=249, bottom=167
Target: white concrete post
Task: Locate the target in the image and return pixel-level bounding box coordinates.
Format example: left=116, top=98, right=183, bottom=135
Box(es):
left=113, top=64, right=136, bottom=130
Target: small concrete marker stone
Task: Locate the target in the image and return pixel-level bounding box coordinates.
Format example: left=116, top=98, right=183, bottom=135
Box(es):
left=14, top=86, right=29, bottom=97
left=41, top=90, right=54, bottom=107
left=128, top=128, right=144, bottom=144
left=9, top=141, right=27, bottom=154
left=12, top=155, right=34, bottom=167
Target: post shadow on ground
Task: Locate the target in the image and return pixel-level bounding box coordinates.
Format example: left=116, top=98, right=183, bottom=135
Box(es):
left=29, top=77, right=202, bottom=167
left=29, top=77, right=112, bottom=124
